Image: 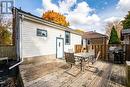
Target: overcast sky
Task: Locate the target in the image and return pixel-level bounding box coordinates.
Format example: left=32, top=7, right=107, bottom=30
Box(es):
left=15, top=0, right=130, bottom=34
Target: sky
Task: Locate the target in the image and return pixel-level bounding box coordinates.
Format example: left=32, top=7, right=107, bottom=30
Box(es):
left=15, top=0, right=130, bottom=34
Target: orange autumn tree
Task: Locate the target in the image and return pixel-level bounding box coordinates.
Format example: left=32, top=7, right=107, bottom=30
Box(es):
left=42, top=10, right=69, bottom=27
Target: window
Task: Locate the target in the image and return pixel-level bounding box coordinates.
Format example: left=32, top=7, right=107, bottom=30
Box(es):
left=81, top=39, right=83, bottom=45
left=88, top=40, right=90, bottom=44
left=86, top=39, right=90, bottom=45
left=65, top=31, right=70, bottom=45
left=37, top=29, right=47, bottom=37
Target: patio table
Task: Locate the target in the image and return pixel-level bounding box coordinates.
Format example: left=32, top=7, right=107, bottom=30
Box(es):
left=74, top=52, right=94, bottom=71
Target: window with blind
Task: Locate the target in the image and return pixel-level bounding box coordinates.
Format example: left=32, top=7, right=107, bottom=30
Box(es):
left=65, top=31, right=70, bottom=45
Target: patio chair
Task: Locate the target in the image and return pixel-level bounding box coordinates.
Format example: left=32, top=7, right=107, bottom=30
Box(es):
left=64, top=52, right=75, bottom=68
left=64, top=52, right=82, bottom=69
left=91, top=51, right=101, bottom=64
left=85, top=49, right=95, bottom=62
left=85, top=51, right=101, bottom=72
left=64, top=52, right=82, bottom=76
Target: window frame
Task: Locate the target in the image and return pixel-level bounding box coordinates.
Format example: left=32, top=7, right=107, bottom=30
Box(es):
left=37, top=28, right=47, bottom=37
left=65, top=31, right=71, bottom=45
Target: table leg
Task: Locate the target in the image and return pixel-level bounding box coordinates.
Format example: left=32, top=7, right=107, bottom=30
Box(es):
left=80, top=59, right=83, bottom=71
left=80, top=58, right=85, bottom=72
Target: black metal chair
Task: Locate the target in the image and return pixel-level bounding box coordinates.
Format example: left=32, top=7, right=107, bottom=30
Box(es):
left=64, top=52, right=76, bottom=68
left=91, top=51, right=101, bottom=64
left=65, top=52, right=82, bottom=68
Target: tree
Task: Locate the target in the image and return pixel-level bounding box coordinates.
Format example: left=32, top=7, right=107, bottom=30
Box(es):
left=122, top=11, right=130, bottom=29
left=42, top=10, right=69, bottom=27
left=109, top=26, right=120, bottom=44
left=0, top=15, right=12, bottom=45
left=105, top=21, right=123, bottom=44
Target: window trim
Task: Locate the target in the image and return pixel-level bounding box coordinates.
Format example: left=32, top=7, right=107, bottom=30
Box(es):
left=37, top=28, right=47, bottom=37
left=65, top=31, right=71, bottom=45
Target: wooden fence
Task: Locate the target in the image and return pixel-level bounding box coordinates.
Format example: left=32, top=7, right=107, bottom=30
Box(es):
left=89, top=44, right=107, bottom=60
left=75, top=44, right=130, bottom=61
left=75, top=44, right=107, bottom=60
left=74, top=45, right=83, bottom=53
left=0, top=45, right=16, bottom=59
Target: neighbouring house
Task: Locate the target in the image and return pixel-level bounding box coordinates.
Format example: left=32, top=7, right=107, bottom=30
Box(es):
left=82, top=31, right=108, bottom=45
left=13, top=8, right=82, bottom=61
left=122, top=29, right=130, bottom=44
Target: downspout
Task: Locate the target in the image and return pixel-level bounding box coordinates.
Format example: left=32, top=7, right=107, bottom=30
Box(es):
left=9, top=9, right=24, bottom=70
left=9, top=59, right=23, bottom=70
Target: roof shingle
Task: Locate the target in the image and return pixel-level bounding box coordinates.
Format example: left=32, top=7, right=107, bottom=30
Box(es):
left=82, top=31, right=107, bottom=39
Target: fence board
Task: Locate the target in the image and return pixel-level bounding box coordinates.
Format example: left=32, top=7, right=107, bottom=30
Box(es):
left=75, top=45, right=82, bottom=53
left=0, top=46, right=16, bottom=59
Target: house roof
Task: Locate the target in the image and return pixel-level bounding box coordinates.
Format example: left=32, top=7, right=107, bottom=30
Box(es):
left=82, top=31, right=108, bottom=39
left=13, top=8, right=83, bottom=36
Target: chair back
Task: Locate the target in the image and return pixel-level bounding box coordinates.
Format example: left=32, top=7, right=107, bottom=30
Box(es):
left=96, top=51, right=101, bottom=61
left=64, top=52, right=75, bottom=64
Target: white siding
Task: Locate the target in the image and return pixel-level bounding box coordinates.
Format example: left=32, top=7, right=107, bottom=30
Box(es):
left=64, top=33, right=81, bottom=52
left=20, top=19, right=81, bottom=58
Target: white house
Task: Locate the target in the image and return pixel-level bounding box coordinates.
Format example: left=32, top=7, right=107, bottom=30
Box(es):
left=13, top=8, right=82, bottom=60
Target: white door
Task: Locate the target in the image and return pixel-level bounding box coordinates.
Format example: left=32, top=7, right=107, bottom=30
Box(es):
left=56, top=38, right=64, bottom=58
